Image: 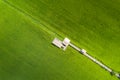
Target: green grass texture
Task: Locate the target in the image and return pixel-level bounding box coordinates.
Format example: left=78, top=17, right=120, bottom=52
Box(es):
left=0, top=0, right=120, bottom=80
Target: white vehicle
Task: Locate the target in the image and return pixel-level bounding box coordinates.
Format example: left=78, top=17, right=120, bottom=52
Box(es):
left=52, top=37, right=120, bottom=79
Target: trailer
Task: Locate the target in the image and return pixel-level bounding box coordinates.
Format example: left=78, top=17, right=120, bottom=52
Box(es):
left=52, top=37, right=120, bottom=79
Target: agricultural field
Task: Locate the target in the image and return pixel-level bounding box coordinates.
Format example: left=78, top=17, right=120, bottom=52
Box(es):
left=0, top=0, right=120, bottom=80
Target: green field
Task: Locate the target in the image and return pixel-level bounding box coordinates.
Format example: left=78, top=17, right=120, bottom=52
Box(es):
left=0, top=0, right=120, bottom=80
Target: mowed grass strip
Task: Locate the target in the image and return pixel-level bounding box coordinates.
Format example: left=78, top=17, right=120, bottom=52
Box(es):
left=0, top=0, right=119, bottom=80
left=5, top=0, right=120, bottom=71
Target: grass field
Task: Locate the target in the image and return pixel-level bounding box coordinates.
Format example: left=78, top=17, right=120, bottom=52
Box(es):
left=0, top=0, right=120, bottom=80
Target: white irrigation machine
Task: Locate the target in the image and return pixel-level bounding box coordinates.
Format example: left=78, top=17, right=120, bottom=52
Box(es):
left=52, top=37, right=120, bottom=79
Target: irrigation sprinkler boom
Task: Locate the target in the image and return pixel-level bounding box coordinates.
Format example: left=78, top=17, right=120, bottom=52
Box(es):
left=52, top=37, right=120, bottom=79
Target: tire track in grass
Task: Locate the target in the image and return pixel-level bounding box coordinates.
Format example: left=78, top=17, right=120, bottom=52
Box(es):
left=0, top=3, right=70, bottom=79
left=2, top=0, right=100, bottom=43
left=1, top=0, right=87, bottom=52
left=2, top=0, right=63, bottom=39
left=1, top=1, right=119, bottom=79
left=2, top=0, right=103, bottom=51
